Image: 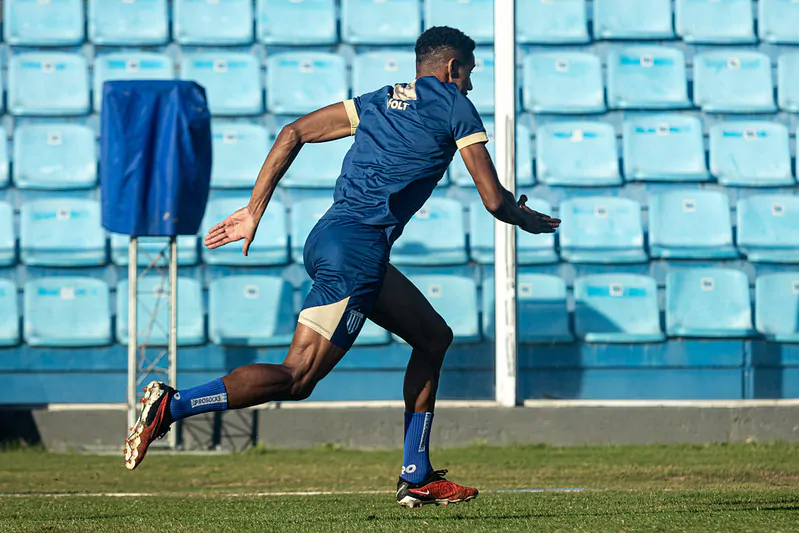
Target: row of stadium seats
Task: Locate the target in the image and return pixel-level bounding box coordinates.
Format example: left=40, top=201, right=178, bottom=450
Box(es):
left=1, top=193, right=797, bottom=267
left=1, top=269, right=797, bottom=348
left=6, top=49, right=799, bottom=116
left=5, top=0, right=799, bottom=46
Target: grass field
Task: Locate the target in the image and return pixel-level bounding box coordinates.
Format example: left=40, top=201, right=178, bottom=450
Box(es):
left=1, top=443, right=798, bottom=532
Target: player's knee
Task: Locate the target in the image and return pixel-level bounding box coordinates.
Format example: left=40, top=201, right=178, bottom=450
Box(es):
left=421, top=323, right=453, bottom=363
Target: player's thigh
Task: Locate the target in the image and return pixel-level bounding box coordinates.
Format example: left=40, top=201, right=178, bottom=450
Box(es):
left=281, top=322, right=348, bottom=388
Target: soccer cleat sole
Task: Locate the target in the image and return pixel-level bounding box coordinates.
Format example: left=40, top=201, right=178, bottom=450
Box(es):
left=398, top=494, right=477, bottom=509
left=123, top=382, right=165, bottom=471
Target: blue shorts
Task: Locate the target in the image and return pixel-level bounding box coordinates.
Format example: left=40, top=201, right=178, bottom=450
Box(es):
left=299, top=217, right=390, bottom=350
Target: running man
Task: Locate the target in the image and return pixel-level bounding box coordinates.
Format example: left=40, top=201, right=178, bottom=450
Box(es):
left=124, top=26, right=560, bottom=508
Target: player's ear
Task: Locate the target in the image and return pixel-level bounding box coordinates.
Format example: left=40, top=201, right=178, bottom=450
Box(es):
left=447, top=58, right=461, bottom=81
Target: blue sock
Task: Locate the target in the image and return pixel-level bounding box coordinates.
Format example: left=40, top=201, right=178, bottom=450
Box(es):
left=401, top=412, right=433, bottom=483
left=169, top=378, right=229, bottom=422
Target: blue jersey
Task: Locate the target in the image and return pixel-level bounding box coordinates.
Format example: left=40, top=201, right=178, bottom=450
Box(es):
left=326, top=76, right=488, bottom=244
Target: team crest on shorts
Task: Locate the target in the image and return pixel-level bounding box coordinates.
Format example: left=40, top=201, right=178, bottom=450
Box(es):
left=346, top=309, right=365, bottom=334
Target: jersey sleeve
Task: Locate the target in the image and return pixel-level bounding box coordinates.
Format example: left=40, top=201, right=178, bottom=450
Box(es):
left=450, top=93, right=488, bottom=150
left=343, top=87, right=385, bottom=135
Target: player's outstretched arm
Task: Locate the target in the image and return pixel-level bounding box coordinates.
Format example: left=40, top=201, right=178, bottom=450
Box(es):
left=203, top=103, right=352, bottom=255
left=460, top=142, right=560, bottom=234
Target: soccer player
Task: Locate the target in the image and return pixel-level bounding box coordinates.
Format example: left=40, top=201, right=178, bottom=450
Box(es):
left=124, top=26, right=560, bottom=508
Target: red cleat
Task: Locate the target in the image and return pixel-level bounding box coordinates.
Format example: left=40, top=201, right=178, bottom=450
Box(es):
left=396, top=469, right=479, bottom=508
left=123, top=381, right=175, bottom=470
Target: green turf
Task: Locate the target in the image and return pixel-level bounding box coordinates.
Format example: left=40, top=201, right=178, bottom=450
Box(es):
left=1, top=444, right=798, bottom=532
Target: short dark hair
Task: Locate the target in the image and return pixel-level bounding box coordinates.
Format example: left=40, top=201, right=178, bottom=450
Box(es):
left=415, top=26, right=476, bottom=69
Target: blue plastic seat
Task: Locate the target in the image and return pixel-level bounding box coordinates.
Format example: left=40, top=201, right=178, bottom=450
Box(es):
left=391, top=198, right=467, bottom=265
left=522, top=53, right=605, bottom=114
left=559, top=197, right=647, bottom=264
left=20, top=199, right=106, bottom=266
left=536, top=122, right=621, bottom=187
left=116, top=277, right=205, bottom=346
left=483, top=274, right=573, bottom=343
left=693, top=52, right=775, bottom=113
left=203, top=197, right=288, bottom=266
left=110, top=234, right=198, bottom=267
left=181, top=53, right=262, bottom=116
left=257, top=0, right=336, bottom=44
left=8, top=53, right=90, bottom=116
left=778, top=54, right=799, bottom=112
left=404, top=275, right=480, bottom=343
left=709, top=122, right=794, bottom=187
left=649, top=190, right=737, bottom=259
left=0, top=202, right=14, bottom=266
left=759, top=0, right=799, bottom=43
left=469, top=198, right=558, bottom=265
left=94, top=53, right=174, bottom=111
left=209, top=276, right=295, bottom=346
left=352, top=51, right=416, bottom=97
left=341, top=0, right=421, bottom=44
left=575, top=274, right=665, bottom=343
left=607, top=47, right=690, bottom=109
left=594, top=0, right=674, bottom=40
left=666, top=269, right=754, bottom=338
left=755, top=273, right=799, bottom=342
left=0, top=127, right=9, bottom=188
left=13, top=124, right=97, bottom=190
left=210, top=122, right=269, bottom=189
left=4, top=0, right=84, bottom=45
left=24, top=277, right=111, bottom=347
left=622, top=115, right=708, bottom=182
left=290, top=198, right=334, bottom=263
left=281, top=137, right=352, bottom=188
left=449, top=121, right=534, bottom=187
left=676, top=0, right=755, bottom=43
left=174, top=0, right=253, bottom=45
left=0, top=279, right=19, bottom=346
left=424, top=0, right=493, bottom=44
left=517, top=0, right=589, bottom=44
left=300, top=280, right=390, bottom=345
left=469, top=48, right=494, bottom=114
left=88, top=0, right=169, bottom=45
left=737, top=195, right=799, bottom=263
left=266, top=53, right=348, bottom=115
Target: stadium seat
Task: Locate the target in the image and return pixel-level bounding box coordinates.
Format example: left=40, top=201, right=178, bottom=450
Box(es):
left=352, top=51, right=416, bottom=97
left=94, top=53, right=174, bottom=112
left=737, top=195, right=799, bottom=263
left=210, top=122, right=269, bottom=189
left=536, top=122, right=621, bottom=187
left=759, top=0, right=799, bottom=43
left=607, top=47, right=690, bottom=109
left=13, top=124, right=97, bottom=190
left=88, top=0, right=169, bottom=45
left=516, top=0, right=589, bottom=44
left=110, top=234, right=199, bottom=267
left=469, top=48, right=495, bottom=114
left=20, top=199, right=106, bottom=267
left=648, top=190, right=738, bottom=259
left=209, top=276, right=295, bottom=346
left=449, top=121, right=534, bottom=187
left=404, top=275, right=480, bottom=343
left=675, top=0, right=756, bottom=43
left=180, top=53, right=262, bottom=116
left=755, top=273, right=799, bottom=342
left=281, top=137, right=352, bottom=188
left=174, top=0, right=253, bottom=45
left=574, top=274, right=665, bottom=343
left=0, top=202, right=14, bottom=266
left=559, top=197, right=647, bottom=264
left=709, top=122, right=794, bottom=187
left=24, top=277, right=111, bottom=347
left=4, top=0, right=84, bottom=45
left=778, top=54, right=799, bottom=112
left=594, top=0, right=674, bottom=40
left=116, top=277, right=205, bottom=346
left=8, top=53, right=90, bottom=116
left=522, top=53, right=605, bottom=114
left=391, top=198, right=467, bottom=265
left=291, top=198, right=334, bottom=263
left=266, top=53, right=348, bottom=115
left=693, top=52, right=775, bottom=113
left=424, top=0, right=493, bottom=44
left=341, top=0, right=421, bottom=45
left=203, top=197, right=289, bottom=266
left=469, top=198, right=558, bottom=265
left=622, top=115, right=709, bottom=182
left=483, top=274, right=573, bottom=343
left=0, top=279, right=19, bottom=346
left=665, top=269, right=754, bottom=338
left=257, top=0, right=336, bottom=44
left=0, top=127, right=9, bottom=189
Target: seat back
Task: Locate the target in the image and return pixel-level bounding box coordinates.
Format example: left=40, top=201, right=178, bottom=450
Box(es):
left=759, top=0, right=799, bottom=43
left=210, top=122, right=270, bottom=189
left=88, top=0, right=169, bottom=45
left=0, top=279, right=19, bottom=346
left=0, top=127, right=10, bottom=188
left=536, top=122, right=621, bottom=186
left=174, top=0, right=253, bottom=44
left=392, top=198, right=467, bottom=265
left=469, top=48, right=495, bottom=114
left=266, top=52, right=348, bottom=115
left=20, top=199, right=106, bottom=266
left=594, top=0, right=674, bottom=39
left=180, top=53, right=262, bottom=115
left=622, top=115, right=707, bottom=181
left=676, top=0, right=755, bottom=43
left=737, top=195, right=799, bottom=262
left=755, top=273, right=799, bottom=338
left=424, top=0, right=494, bottom=43
left=341, top=0, right=420, bottom=44
left=281, top=137, right=353, bottom=188
left=575, top=274, right=663, bottom=340
left=4, top=0, right=84, bottom=45
left=694, top=52, right=775, bottom=112
left=778, top=54, right=799, bottom=112
left=9, top=53, right=90, bottom=116
left=0, top=202, right=14, bottom=266
left=352, top=51, right=416, bottom=96
left=559, top=197, right=645, bottom=262
left=450, top=120, right=533, bottom=187
left=649, top=189, right=735, bottom=257
left=607, top=47, right=689, bottom=109
left=709, top=122, right=793, bottom=186
left=13, top=124, right=97, bottom=190
left=406, top=274, right=480, bottom=342
left=257, top=0, right=336, bottom=44
left=517, top=0, right=588, bottom=44
left=523, top=53, right=605, bottom=113
left=94, top=52, right=174, bottom=111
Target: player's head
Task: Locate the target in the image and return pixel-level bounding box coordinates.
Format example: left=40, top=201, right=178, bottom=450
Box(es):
left=415, top=26, right=476, bottom=96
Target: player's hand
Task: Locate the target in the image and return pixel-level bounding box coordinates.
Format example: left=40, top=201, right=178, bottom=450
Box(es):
left=517, top=195, right=561, bottom=234
left=203, top=205, right=259, bottom=256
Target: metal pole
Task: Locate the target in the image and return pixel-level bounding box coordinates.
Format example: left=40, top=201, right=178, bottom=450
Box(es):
left=494, top=0, right=518, bottom=407
left=127, top=237, right=138, bottom=431
left=168, top=236, right=178, bottom=448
